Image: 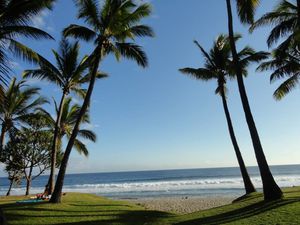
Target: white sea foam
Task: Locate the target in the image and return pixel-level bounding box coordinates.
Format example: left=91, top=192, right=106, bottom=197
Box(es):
left=4, top=174, right=299, bottom=196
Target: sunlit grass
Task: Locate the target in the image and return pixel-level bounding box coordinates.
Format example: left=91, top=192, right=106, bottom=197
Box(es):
left=0, top=187, right=300, bottom=225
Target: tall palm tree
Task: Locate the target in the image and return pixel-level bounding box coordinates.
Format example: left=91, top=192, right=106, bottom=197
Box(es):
left=179, top=35, right=263, bottom=195
left=257, top=47, right=300, bottom=100
left=0, top=78, right=48, bottom=152
left=225, top=0, right=283, bottom=200
left=23, top=38, right=105, bottom=194
left=39, top=97, right=97, bottom=157
left=0, top=0, right=56, bottom=101
left=50, top=0, right=154, bottom=203
left=250, top=0, right=300, bottom=52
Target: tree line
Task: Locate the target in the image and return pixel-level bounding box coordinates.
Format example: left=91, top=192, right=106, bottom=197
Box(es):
left=0, top=0, right=299, bottom=203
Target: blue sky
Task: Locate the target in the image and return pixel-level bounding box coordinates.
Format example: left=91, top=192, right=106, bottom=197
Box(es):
left=9, top=0, right=300, bottom=174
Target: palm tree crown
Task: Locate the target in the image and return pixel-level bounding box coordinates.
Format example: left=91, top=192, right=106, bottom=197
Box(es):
left=63, top=0, right=154, bottom=67
left=250, top=1, right=300, bottom=50
left=0, top=0, right=56, bottom=96
left=40, top=98, right=96, bottom=156
left=180, top=35, right=268, bottom=94
left=258, top=46, right=300, bottom=100
left=23, top=39, right=100, bottom=97
left=0, top=78, right=48, bottom=150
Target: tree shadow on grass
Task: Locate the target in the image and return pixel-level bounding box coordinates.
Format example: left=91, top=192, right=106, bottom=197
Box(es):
left=4, top=210, right=171, bottom=225
left=174, top=197, right=300, bottom=225
left=0, top=201, right=173, bottom=225
left=52, top=211, right=172, bottom=225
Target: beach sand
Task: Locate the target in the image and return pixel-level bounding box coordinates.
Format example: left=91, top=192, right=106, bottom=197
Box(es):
left=128, top=196, right=235, bottom=214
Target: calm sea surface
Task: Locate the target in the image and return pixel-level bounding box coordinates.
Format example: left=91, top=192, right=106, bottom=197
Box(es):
left=1, top=165, right=299, bottom=198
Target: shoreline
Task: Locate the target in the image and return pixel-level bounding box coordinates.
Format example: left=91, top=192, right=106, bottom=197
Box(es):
left=125, top=196, right=235, bottom=214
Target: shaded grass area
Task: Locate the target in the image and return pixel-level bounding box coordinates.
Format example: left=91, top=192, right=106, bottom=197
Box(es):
left=0, top=193, right=171, bottom=225
left=0, top=187, right=300, bottom=224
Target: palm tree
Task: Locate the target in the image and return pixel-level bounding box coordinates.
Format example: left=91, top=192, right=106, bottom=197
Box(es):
left=39, top=97, right=97, bottom=157
left=225, top=0, right=283, bottom=200
left=251, top=1, right=300, bottom=101
left=0, top=78, right=48, bottom=152
left=257, top=47, right=300, bottom=100
left=250, top=0, right=300, bottom=52
left=0, top=0, right=56, bottom=101
left=179, top=35, right=260, bottom=195
left=23, top=38, right=105, bottom=194
left=50, top=0, right=154, bottom=203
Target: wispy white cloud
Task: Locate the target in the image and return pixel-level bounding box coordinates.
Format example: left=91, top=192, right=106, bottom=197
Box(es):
left=32, top=11, right=48, bottom=28
left=32, top=10, right=55, bottom=32
left=82, top=123, right=100, bottom=130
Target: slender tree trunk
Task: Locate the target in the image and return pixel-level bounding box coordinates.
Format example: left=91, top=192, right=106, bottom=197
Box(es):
left=25, top=178, right=31, bottom=196
left=297, top=0, right=300, bottom=26
left=25, top=164, right=33, bottom=196
left=50, top=48, right=102, bottom=203
left=6, top=180, right=13, bottom=196
left=48, top=93, right=66, bottom=194
left=220, top=89, right=256, bottom=194
left=225, top=0, right=282, bottom=200
left=0, top=125, right=6, bottom=152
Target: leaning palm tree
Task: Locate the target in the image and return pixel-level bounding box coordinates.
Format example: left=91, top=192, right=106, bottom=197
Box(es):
left=39, top=97, right=96, bottom=157
left=258, top=46, right=300, bottom=100
left=225, top=0, right=283, bottom=200
left=23, top=38, right=105, bottom=194
left=180, top=35, right=259, bottom=195
left=50, top=0, right=154, bottom=203
left=0, top=78, right=48, bottom=152
left=250, top=0, right=300, bottom=52
left=0, top=0, right=56, bottom=101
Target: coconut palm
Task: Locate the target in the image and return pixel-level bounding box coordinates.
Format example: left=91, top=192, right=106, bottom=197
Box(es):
left=23, top=38, right=105, bottom=194
left=0, top=0, right=56, bottom=101
left=179, top=35, right=263, bottom=194
left=250, top=0, right=300, bottom=52
left=39, top=97, right=96, bottom=157
left=50, top=0, right=154, bottom=203
left=257, top=46, right=300, bottom=100
left=225, top=0, right=283, bottom=200
left=251, top=1, right=300, bottom=101
left=0, top=78, right=48, bottom=152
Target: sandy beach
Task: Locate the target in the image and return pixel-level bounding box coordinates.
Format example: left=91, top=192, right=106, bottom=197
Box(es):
left=128, top=196, right=235, bottom=214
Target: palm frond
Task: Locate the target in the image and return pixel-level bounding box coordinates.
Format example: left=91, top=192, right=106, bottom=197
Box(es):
left=115, top=42, right=148, bottom=67
left=236, top=0, right=260, bottom=24
left=3, top=26, right=53, bottom=40
left=63, top=24, right=97, bottom=42
left=273, top=74, right=300, bottom=100
left=8, top=39, right=40, bottom=64
left=78, top=129, right=97, bottom=142
left=179, top=68, right=216, bottom=81
left=73, top=139, right=89, bottom=156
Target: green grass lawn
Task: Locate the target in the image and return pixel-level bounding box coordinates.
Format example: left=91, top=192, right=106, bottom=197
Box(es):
left=0, top=187, right=300, bottom=225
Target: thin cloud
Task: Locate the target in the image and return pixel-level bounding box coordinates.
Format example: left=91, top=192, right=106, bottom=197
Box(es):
left=32, top=10, right=55, bottom=32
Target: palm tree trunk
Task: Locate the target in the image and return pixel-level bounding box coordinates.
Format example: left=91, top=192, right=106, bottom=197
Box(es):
left=50, top=49, right=102, bottom=203
left=48, top=93, right=66, bottom=194
left=220, top=89, right=256, bottom=194
left=297, top=0, right=300, bottom=26
left=0, top=125, right=6, bottom=152
left=226, top=0, right=282, bottom=200
left=6, top=180, right=13, bottom=196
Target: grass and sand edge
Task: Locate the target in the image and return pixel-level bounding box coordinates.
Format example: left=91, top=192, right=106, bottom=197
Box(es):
left=0, top=186, right=299, bottom=224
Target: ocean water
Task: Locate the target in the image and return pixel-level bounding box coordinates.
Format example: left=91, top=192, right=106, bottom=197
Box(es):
left=0, top=164, right=299, bottom=198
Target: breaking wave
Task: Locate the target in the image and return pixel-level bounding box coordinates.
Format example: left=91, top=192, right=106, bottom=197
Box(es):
left=3, top=174, right=300, bottom=197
